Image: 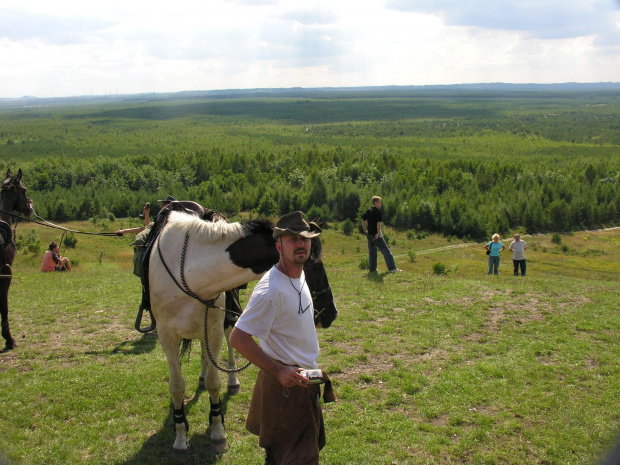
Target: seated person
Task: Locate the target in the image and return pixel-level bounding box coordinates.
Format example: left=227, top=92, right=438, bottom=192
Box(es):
left=41, top=241, right=71, bottom=272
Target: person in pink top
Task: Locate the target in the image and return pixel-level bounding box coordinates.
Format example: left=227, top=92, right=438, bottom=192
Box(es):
left=41, top=241, right=71, bottom=272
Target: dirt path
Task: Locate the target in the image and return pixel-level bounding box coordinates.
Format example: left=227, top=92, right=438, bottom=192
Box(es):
left=396, top=226, right=620, bottom=258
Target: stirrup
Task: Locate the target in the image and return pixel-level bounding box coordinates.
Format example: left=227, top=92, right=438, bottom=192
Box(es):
left=135, top=306, right=156, bottom=333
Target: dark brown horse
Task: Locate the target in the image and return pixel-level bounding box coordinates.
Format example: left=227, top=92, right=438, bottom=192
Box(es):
left=0, top=169, right=33, bottom=352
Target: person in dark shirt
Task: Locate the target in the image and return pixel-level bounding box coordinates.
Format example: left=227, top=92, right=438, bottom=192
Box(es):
left=361, top=196, right=401, bottom=273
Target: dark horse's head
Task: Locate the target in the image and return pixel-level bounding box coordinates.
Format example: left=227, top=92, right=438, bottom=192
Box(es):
left=305, top=230, right=338, bottom=329
left=226, top=217, right=337, bottom=328
left=1, top=169, right=33, bottom=222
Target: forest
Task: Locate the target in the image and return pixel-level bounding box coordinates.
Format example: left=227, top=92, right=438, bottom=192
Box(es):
left=1, top=86, right=619, bottom=240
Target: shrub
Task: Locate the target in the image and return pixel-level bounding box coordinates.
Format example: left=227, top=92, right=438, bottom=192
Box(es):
left=408, top=251, right=417, bottom=262
left=359, top=256, right=369, bottom=270
left=16, top=229, right=41, bottom=256
left=306, top=205, right=323, bottom=223
left=551, top=234, right=562, bottom=244
left=63, top=234, right=78, bottom=248
left=433, top=262, right=447, bottom=275
left=342, top=218, right=354, bottom=236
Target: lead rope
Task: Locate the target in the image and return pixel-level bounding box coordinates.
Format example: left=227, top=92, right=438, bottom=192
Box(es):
left=204, top=304, right=251, bottom=374
left=0, top=207, right=118, bottom=237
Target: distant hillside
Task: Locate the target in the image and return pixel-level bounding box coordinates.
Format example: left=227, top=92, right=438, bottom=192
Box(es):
left=1, top=82, right=619, bottom=108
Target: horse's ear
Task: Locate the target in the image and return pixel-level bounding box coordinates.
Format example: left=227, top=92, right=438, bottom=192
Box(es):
left=5, top=169, right=11, bottom=179
left=17, top=169, right=23, bottom=181
left=310, top=216, right=326, bottom=229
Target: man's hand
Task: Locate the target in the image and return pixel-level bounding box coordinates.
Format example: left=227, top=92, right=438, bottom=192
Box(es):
left=276, top=365, right=309, bottom=388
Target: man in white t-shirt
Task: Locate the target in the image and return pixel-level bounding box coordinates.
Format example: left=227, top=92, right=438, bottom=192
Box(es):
left=230, top=211, right=334, bottom=465
left=509, top=233, right=528, bottom=276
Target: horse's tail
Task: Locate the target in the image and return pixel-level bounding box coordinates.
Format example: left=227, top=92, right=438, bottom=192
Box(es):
left=180, top=339, right=192, bottom=359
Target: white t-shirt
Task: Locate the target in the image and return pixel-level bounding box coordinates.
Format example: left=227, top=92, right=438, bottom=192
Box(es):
left=509, top=240, right=527, bottom=260
left=235, top=266, right=319, bottom=369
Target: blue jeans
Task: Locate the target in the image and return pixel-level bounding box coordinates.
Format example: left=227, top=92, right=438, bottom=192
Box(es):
left=367, top=235, right=396, bottom=272
left=487, top=256, right=500, bottom=275
left=513, top=259, right=526, bottom=276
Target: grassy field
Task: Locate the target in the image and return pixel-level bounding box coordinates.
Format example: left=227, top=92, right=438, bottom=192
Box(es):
left=1, top=218, right=619, bottom=464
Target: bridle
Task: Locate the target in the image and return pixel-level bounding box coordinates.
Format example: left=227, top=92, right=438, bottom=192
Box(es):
left=311, top=286, right=332, bottom=299
left=0, top=176, right=33, bottom=243
left=311, top=285, right=332, bottom=322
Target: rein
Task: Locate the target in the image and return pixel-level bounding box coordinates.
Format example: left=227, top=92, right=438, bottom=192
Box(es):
left=0, top=208, right=119, bottom=237
left=156, top=229, right=250, bottom=374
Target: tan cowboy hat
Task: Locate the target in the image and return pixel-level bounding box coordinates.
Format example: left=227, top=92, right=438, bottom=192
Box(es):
left=273, top=211, right=322, bottom=240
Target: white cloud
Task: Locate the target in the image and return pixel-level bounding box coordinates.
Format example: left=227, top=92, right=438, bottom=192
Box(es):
left=385, top=0, right=618, bottom=39
left=0, top=8, right=114, bottom=44
left=0, top=0, right=618, bottom=98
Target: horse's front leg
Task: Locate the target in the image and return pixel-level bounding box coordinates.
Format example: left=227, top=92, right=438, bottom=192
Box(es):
left=201, top=296, right=228, bottom=453
left=158, top=331, right=189, bottom=452
left=0, top=264, right=15, bottom=352
left=224, top=325, right=240, bottom=393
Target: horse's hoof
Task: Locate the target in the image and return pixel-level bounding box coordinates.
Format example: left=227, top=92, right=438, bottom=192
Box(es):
left=173, top=444, right=190, bottom=455
left=227, top=384, right=241, bottom=394
left=1, top=340, right=16, bottom=353
left=211, top=438, right=229, bottom=454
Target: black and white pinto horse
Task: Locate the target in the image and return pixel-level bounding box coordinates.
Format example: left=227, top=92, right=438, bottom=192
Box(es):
left=0, top=169, right=33, bottom=352
left=149, top=211, right=337, bottom=453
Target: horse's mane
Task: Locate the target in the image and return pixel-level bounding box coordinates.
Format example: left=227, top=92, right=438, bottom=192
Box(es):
left=310, top=236, right=323, bottom=262
left=244, top=218, right=275, bottom=233
left=166, top=211, right=274, bottom=243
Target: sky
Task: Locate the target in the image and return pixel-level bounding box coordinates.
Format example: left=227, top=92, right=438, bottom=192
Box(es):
left=1, top=0, right=619, bottom=98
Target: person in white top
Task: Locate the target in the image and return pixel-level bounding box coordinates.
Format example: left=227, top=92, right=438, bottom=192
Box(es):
left=230, top=211, right=333, bottom=465
left=509, top=233, right=528, bottom=276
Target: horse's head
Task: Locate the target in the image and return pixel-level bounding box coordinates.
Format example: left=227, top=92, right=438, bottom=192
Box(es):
left=305, top=236, right=338, bottom=329
left=1, top=169, right=33, bottom=219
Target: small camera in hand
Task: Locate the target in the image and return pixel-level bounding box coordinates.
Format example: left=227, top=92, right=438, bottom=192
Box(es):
left=300, top=369, right=324, bottom=384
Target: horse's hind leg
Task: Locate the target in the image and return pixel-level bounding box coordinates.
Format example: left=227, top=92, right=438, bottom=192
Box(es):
left=158, top=331, right=189, bottom=452
left=0, top=264, right=15, bottom=352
